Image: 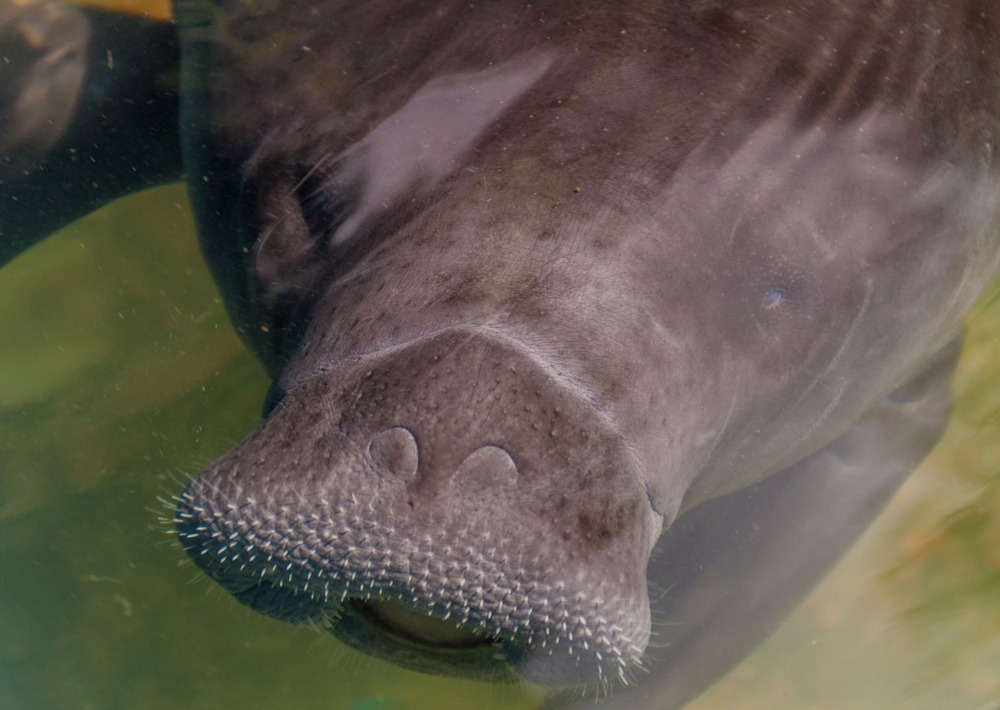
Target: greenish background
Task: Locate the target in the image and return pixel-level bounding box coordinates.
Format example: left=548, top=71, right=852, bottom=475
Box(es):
left=0, top=185, right=998, bottom=709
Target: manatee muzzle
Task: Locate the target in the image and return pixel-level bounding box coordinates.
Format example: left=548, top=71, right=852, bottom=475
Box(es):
left=175, top=327, right=656, bottom=687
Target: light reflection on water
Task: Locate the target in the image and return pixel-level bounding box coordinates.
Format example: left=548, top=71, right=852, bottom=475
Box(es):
left=0, top=185, right=998, bottom=709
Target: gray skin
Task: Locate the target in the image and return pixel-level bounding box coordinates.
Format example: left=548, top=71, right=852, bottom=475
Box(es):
left=2, top=0, right=1000, bottom=707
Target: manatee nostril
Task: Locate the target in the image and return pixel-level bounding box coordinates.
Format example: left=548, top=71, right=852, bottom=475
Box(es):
left=368, top=426, right=419, bottom=480
left=453, top=445, right=518, bottom=491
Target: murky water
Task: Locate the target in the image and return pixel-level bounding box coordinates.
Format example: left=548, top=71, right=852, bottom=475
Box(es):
left=1, top=186, right=998, bottom=709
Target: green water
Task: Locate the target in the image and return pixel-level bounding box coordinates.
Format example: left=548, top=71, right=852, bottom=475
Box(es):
left=0, top=185, right=997, bottom=709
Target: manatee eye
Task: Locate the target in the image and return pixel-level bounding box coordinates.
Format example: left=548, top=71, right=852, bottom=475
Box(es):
left=294, top=168, right=356, bottom=246
left=761, top=288, right=787, bottom=309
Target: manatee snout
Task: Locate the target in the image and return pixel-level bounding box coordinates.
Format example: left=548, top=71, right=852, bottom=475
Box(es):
left=176, top=327, right=659, bottom=687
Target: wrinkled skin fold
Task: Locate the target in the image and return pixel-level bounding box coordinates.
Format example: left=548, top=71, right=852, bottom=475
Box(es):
left=2, top=1, right=999, bottom=708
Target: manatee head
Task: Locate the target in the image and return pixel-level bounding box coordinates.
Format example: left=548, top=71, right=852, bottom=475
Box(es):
left=173, top=5, right=672, bottom=683
left=175, top=327, right=660, bottom=687
left=171, top=0, right=676, bottom=687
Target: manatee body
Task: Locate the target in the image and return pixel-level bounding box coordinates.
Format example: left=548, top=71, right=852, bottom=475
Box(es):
left=2, top=1, right=999, bottom=708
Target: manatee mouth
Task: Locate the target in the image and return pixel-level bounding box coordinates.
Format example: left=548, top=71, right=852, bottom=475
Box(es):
left=197, top=565, right=513, bottom=677
left=174, top=518, right=518, bottom=676
left=355, top=600, right=493, bottom=648
left=330, top=599, right=516, bottom=680
left=176, top=467, right=649, bottom=688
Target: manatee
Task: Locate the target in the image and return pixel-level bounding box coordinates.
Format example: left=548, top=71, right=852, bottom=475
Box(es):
left=2, top=1, right=999, bottom=708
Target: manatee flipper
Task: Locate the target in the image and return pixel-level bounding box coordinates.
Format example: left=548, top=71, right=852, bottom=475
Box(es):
left=553, top=339, right=960, bottom=710
left=0, top=2, right=180, bottom=266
